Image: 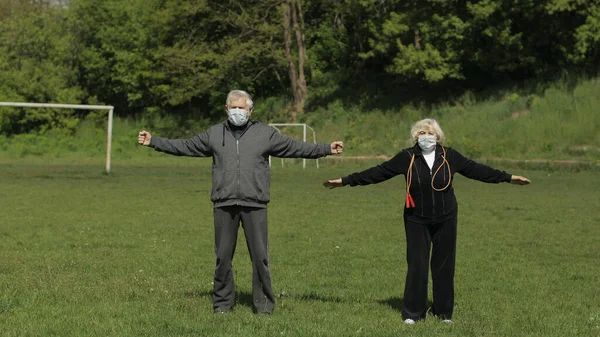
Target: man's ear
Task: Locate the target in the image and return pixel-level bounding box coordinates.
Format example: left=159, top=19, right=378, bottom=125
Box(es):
left=248, top=107, right=253, bottom=116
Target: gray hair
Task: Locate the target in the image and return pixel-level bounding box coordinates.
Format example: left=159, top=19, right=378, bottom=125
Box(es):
left=410, top=118, right=446, bottom=144
left=226, top=90, right=253, bottom=109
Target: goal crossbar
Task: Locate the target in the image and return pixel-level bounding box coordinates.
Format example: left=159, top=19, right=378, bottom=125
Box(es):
left=0, top=102, right=115, bottom=173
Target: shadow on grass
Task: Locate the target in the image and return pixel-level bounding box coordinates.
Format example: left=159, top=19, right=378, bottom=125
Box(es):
left=293, top=291, right=343, bottom=303
left=184, top=289, right=352, bottom=307
left=377, top=297, right=433, bottom=313
left=377, top=297, right=404, bottom=313
left=236, top=292, right=254, bottom=308
left=184, top=290, right=254, bottom=308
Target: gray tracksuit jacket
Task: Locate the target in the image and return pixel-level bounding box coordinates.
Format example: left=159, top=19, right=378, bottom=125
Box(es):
left=149, top=120, right=332, bottom=208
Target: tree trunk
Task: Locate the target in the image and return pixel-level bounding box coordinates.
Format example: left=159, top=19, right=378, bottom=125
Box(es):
left=292, top=0, right=307, bottom=115
left=282, top=0, right=308, bottom=121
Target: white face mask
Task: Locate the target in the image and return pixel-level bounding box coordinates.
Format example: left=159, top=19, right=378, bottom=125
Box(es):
left=228, top=108, right=249, bottom=126
left=418, top=135, right=437, bottom=151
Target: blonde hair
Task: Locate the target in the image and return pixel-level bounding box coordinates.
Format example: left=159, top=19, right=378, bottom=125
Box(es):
left=410, top=118, right=445, bottom=144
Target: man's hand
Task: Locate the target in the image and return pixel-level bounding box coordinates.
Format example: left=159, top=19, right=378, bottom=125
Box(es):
left=323, top=178, right=343, bottom=189
left=510, top=175, right=531, bottom=185
left=330, top=141, right=344, bottom=154
left=138, top=131, right=152, bottom=146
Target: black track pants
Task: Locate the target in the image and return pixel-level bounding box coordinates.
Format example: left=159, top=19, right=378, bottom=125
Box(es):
left=212, top=206, right=275, bottom=314
left=401, top=213, right=457, bottom=321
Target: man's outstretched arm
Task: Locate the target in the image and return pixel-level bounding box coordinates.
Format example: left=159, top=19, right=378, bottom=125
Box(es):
left=138, top=130, right=212, bottom=157
left=269, top=131, right=343, bottom=158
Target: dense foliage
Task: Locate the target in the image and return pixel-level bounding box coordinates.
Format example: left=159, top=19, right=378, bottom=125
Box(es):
left=1, top=0, right=599, bottom=135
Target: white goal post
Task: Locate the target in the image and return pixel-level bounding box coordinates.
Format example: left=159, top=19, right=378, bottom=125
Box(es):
left=268, top=123, right=319, bottom=169
left=0, top=102, right=114, bottom=174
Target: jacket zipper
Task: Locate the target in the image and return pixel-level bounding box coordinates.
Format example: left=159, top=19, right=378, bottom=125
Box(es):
left=430, top=156, right=436, bottom=218
left=415, top=160, right=423, bottom=216
left=225, top=121, right=252, bottom=204
left=430, top=170, right=435, bottom=217
left=236, top=139, right=240, bottom=201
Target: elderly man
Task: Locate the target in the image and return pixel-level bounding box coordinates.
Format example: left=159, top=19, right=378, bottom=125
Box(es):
left=138, top=90, right=343, bottom=315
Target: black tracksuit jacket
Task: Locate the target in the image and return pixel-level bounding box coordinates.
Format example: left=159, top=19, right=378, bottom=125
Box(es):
left=341, top=144, right=512, bottom=223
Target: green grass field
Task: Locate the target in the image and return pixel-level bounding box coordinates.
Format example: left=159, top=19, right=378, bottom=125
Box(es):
left=1, top=158, right=599, bottom=337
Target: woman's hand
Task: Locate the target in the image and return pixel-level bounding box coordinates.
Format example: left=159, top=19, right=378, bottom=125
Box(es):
left=510, top=175, right=531, bottom=185
left=323, top=178, right=343, bottom=189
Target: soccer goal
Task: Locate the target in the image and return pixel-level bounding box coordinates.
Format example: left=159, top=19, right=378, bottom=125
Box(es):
left=0, top=102, right=115, bottom=173
left=268, top=123, right=319, bottom=169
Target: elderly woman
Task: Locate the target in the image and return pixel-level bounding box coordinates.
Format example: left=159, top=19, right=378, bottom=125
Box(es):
left=324, top=118, right=530, bottom=324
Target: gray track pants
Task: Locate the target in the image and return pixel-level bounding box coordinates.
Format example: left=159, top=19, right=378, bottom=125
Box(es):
left=212, top=206, right=275, bottom=313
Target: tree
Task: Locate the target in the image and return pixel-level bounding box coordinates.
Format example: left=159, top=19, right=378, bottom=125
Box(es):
left=0, top=0, right=83, bottom=135
left=282, top=0, right=309, bottom=120
left=67, top=0, right=286, bottom=120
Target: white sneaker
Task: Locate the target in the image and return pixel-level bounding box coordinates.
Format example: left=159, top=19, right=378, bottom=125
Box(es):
left=404, top=318, right=416, bottom=325
left=441, top=319, right=452, bottom=323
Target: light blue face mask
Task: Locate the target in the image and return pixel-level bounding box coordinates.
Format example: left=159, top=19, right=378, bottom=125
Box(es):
left=418, top=135, right=437, bottom=151
left=228, top=108, right=249, bottom=126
